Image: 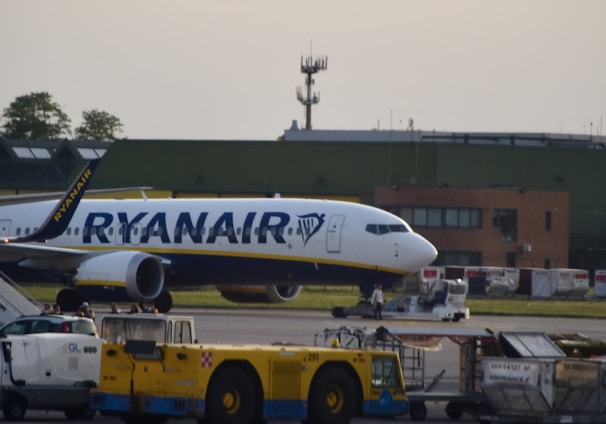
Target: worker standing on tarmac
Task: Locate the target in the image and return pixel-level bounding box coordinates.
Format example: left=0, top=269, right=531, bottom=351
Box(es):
left=371, top=284, right=384, bottom=320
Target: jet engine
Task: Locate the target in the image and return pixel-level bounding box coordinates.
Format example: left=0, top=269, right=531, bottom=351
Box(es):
left=217, top=285, right=302, bottom=303
left=75, top=251, right=165, bottom=303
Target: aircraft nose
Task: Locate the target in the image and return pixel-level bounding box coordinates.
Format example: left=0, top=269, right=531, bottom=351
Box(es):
left=403, top=233, right=438, bottom=272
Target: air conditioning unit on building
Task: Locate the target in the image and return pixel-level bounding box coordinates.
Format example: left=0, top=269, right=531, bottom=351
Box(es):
left=521, top=243, right=532, bottom=253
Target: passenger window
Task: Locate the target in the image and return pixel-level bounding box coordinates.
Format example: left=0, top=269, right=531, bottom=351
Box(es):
left=30, top=320, right=50, bottom=333
left=1, top=321, right=27, bottom=335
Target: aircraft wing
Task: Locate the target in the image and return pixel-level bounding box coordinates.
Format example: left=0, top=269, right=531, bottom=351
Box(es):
left=0, top=243, right=91, bottom=271
left=0, top=243, right=171, bottom=272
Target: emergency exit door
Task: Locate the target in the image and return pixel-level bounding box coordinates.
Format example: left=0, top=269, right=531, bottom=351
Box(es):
left=0, top=220, right=11, bottom=237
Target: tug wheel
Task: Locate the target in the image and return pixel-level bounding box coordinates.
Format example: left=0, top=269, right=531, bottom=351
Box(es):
left=308, top=366, right=355, bottom=424
left=206, top=365, right=255, bottom=424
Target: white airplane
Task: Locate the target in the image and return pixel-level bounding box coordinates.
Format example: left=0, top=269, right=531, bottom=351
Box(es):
left=0, top=161, right=438, bottom=312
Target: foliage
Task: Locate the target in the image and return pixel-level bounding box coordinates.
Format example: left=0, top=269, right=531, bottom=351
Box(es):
left=75, top=109, right=123, bottom=141
left=1, top=92, right=71, bottom=139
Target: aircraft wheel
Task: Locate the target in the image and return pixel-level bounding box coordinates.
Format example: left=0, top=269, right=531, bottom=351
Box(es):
left=206, top=366, right=255, bottom=424
left=409, top=400, right=427, bottom=421
left=154, top=290, right=173, bottom=313
left=3, top=394, right=26, bottom=421
left=308, top=366, right=355, bottom=424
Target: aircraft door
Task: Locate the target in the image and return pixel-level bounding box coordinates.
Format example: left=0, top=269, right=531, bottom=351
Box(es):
left=326, top=215, right=345, bottom=253
left=0, top=220, right=11, bottom=237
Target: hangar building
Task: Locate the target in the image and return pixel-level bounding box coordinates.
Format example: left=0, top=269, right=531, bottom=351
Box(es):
left=1, top=128, right=605, bottom=273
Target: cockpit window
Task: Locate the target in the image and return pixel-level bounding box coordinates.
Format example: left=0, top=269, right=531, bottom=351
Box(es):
left=366, top=224, right=409, bottom=235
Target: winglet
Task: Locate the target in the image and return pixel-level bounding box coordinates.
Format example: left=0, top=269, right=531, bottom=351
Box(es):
left=4, top=159, right=100, bottom=243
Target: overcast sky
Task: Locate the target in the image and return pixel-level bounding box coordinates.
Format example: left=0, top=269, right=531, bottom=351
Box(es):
left=1, top=1, right=604, bottom=140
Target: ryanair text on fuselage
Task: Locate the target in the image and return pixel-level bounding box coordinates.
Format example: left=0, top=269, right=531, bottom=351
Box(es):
left=82, top=210, right=326, bottom=246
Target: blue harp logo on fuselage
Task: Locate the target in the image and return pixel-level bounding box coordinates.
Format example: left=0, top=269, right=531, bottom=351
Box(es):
left=297, top=213, right=325, bottom=246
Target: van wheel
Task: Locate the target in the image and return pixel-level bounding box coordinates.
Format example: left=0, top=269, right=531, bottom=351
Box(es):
left=3, top=394, right=26, bottom=421
left=308, top=367, right=355, bottom=424
left=206, top=366, right=254, bottom=424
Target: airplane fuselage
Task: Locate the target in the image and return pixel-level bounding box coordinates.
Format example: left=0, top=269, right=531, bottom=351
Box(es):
left=1, top=197, right=437, bottom=288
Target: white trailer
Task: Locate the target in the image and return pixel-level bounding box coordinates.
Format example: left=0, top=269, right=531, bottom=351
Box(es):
left=0, top=333, right=104, bottom=421
left=480, top=357, right=606, bottom=423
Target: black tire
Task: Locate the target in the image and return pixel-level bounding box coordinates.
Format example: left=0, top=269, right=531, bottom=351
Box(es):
left=332, top=307, right=345, bottom=318
left=155, top=290, right=173, bottom=313
left=56, top=288, right=83, bottom=312
left=3, top=394, right=27, bottom=421
left=64, top=409, right=80, bottom=420
left=409, top=400, right=427, bottom=421
left=206, top=366, right=255, bottom=424
left=80, top=408, right=97, bottom=420
left=445, top=401, right=465, bottom=420
left=308, top=366, right=355, bottom=424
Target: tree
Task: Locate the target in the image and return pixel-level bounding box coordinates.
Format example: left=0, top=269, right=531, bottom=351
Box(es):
left=1, top=92, right=71, bottom=139
left=75, top=109, right=123, bottom=141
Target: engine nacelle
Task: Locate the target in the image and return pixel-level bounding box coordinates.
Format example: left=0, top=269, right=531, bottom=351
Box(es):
left=217, top=285, right=302, bottom=303
left=75, top=251, right=165, bottom=303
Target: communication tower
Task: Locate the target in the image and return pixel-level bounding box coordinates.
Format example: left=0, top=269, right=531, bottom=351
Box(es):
left=296, top=55, right=327, bottom=130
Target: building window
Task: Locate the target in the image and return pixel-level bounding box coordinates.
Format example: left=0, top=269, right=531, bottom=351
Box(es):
left=427, top=208, right=441, bottom=227
left=493, top=209, right=517, bottom=242
left=404, top=207, right=482, bottom=229
left=506, top=252, right=516, bottom=268
left=413, top=208, right=428, bottom=226
left=545, top=211, right=552, bottom=231
left=436, top=251, right=482, bottom=266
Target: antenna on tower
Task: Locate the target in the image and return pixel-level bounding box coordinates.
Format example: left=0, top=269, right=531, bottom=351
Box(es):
left=296, top=54, right=327, bottom=130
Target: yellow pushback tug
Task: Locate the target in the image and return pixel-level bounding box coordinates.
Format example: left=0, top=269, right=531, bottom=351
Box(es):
left=90, top=340, right=408, bottom=424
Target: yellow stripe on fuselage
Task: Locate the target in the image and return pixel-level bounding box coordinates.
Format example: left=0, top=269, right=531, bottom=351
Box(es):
left=64, top=245, right=411, bottom=275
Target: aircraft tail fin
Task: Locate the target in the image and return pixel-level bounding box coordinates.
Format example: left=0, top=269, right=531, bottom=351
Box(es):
left=4, top=159, right=100, bottom=243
